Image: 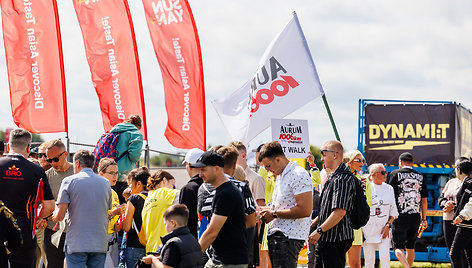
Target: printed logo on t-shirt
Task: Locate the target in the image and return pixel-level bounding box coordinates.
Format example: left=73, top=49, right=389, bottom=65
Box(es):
left=397, top=172, right=423, bottom=214
left=3, top=165, right=24, bottom=180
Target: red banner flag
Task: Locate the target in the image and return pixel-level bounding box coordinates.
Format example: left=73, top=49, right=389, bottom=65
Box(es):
left=0, top=0, right=68, bottom=133
left=72, top=0, right=148, bottom=139
left=141, top=0, right=206, bottom=150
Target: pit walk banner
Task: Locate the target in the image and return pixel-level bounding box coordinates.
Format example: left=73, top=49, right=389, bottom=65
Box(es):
left=141, top=0, right=206, bottom=150
left=212, top=12, right=324, bottom=144
left=0, top=0, right=68, bottom=133
left=73, top=0, right=148, bottom=139
left=271, top=118, right=310, bottom=159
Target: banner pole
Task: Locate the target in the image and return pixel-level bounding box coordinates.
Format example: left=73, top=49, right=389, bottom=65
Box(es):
left=65, top=132, right=71, bottom=162
left=322, top=94, right=341, bottom=142
left=66, top=133, right=70, bottom=153
left=145, top=141, right=150, bottom=168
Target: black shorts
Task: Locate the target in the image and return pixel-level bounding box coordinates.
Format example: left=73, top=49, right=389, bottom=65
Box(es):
left=392, top=213, right=421, bottom=250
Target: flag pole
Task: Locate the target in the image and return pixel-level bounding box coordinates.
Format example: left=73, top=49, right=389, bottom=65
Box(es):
left=293, top=11, right=341, bottom=142
left=322, top=94, right=341, bottom=142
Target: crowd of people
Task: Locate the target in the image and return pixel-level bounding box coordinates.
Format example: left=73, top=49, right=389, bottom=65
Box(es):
left=1, top=119, right=472, bottom=268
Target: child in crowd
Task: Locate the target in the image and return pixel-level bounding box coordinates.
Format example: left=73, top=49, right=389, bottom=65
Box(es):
left=142, top=204, right=203, bottom=267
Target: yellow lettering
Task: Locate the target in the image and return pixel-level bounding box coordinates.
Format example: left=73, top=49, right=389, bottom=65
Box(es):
left=438, top=124, right=450, bottom=138
left=369, top=125, right=380, bottom=139
left=416, top=124, right=430, bottom=138
left=392, top=124, right=404, bottom=139
left=404, top=124, right=416, bottom=138
left=379, top=124, right=392, bottom=139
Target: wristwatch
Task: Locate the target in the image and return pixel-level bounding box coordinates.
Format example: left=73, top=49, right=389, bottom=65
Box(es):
left=385, top=222, right=392, bottom=228
left=272, top=210, right=278, bottom=219
left=316, top=226, right=324, bottom=235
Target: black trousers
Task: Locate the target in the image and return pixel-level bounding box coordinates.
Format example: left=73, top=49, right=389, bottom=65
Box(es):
left=44, top=228, right=66, bottom=268
left=450, top=227, right=472, bottom=268
left=8, top=245, right=36, bottom=268
left=444, top=220, right=457, bottom=249
left=267, top=231, right=304, bottom=268
left=314, top=239, right=353, bottom=268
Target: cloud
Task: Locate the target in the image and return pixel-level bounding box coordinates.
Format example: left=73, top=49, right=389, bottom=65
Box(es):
left=0, top=0, right=471, bottom=154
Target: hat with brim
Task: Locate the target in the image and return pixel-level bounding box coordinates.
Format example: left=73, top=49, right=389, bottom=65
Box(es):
left=182, top=148, right=205, bottom=165
left=190, top=151, right=225, bottom=168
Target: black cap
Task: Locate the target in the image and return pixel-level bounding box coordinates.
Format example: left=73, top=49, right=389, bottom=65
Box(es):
left=190, top=151, right=225, bottom=168
left=399, top=152, right=413, bottom=162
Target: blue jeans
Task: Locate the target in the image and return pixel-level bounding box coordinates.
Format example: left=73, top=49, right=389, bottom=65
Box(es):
left=125, top=247, right=146, bottom=268
left=65, top=249, right=106, bottom=268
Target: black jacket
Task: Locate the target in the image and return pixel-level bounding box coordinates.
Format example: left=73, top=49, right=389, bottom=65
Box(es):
left=454, top=177, right=472, bottom=228
left=179, top=175, right=204, bottom=238
left=160, top=226, right=204, bottom=268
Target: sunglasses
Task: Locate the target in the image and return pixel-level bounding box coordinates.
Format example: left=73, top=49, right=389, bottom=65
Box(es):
left=38, top=153, right=46, bottom=158
left=352, top=158, right=366, bottom=164
left=46, top=151, right=66, bottom=163
left=321, top=150, right=337, bottom=156
left=376, top=170, right=387, bottom=175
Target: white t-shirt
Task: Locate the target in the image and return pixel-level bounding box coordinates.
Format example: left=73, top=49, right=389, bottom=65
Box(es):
left=363, top=182, right=399, bottom=244
left=269, top=161, right=312, bottom=240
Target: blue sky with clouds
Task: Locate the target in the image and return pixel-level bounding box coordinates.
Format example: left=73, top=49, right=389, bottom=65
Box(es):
left=1, top=0, right=471, bottom=155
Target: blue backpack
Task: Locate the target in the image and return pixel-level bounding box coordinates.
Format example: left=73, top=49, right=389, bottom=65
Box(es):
left=93, top=132, right=127, bottom=169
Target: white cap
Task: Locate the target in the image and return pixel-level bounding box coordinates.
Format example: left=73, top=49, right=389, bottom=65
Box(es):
left=182, top=148, right=205, bottom=165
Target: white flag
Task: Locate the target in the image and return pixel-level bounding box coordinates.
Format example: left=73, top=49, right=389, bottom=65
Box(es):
left=212, top=12, right=324, bottom=144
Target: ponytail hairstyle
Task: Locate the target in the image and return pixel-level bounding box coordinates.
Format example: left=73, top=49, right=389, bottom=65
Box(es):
left=148, top=170, right=175, bottom=190
left=127, top=166, right=150, bottom=189
left=124, top=114, right=142, bottom=129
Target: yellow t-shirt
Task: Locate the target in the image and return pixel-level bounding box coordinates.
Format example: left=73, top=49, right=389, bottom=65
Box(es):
left=108, top=189, right=120, bottom=234
left=310, top=169, right=321, bottom=188
left=141, top=187, right=178, bottom=252
left=258, top=167, right=275, bottom=204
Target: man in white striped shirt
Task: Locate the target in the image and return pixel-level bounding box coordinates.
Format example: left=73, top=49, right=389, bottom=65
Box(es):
left=308, top=140, right=355, bottom=268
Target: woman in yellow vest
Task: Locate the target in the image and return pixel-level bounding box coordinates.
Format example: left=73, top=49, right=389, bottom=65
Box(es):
left=344, top=150, right=372, bottom=268
left=141, top=170, right=179, bottom=253
left=98, top=158, right=124, bottom=268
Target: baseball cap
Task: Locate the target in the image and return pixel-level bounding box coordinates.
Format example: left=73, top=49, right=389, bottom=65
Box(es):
left=182, top=148, right=204, bottom=165
left=399, top=152, right=413, bottom=162
left=190, top=151, right=225, bottom=168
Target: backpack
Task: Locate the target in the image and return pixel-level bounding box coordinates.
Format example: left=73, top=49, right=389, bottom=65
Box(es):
left=93, top=132, right=126, bottom=169
left=132, top=193, right=147, bottom=246
left=349, top=176, right=370, bottom=229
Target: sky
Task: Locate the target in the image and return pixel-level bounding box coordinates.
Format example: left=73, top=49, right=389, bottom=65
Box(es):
left=0, top=0, right=471, bottom=157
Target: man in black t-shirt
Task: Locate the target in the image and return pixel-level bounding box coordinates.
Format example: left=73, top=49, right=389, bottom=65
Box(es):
left=387, top=152, right=428, bottom=268
left=193, top=151, right=248, bottom=267
left=179, top=148, right=205, bottom=238
left=0, top=128, right=55, bottom=267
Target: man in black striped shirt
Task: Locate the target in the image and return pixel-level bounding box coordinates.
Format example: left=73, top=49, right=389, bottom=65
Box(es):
left=308, top=140, right=355, bottom=268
